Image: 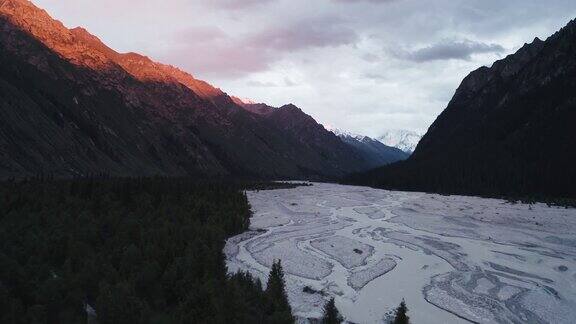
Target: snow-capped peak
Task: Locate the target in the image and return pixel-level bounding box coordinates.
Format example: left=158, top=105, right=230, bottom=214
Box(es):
left=377, top=130, right=422, bottom=154
left=325, top=126, right=367, bottom=141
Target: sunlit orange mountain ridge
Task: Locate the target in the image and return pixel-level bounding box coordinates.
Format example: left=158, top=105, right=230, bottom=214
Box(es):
left=0, top=0, right=407, bottom=179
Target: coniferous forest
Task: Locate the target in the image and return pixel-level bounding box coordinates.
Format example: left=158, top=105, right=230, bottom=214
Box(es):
left=0, top=177, right=298, bottom=324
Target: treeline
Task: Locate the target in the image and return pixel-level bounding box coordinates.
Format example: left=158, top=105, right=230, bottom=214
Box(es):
left=0, top=177, right=298, bottom=324
left=344, top=150, right=576, bottom=207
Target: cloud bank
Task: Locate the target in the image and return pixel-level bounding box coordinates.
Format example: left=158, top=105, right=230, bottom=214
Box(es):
left=395, top=39, right=505, bottom=62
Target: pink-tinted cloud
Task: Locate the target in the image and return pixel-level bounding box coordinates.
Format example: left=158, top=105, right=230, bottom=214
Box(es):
left=162, top=41, right=274, bottom=78
left=164, top=16, right=359, bottom=78
left=174, top=26, right=228, bottom=43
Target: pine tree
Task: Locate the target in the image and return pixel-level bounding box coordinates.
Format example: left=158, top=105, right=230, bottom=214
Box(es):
left=265, top=260, right=294, bottom=323
left=322, top=297, right=343, bottom=324
left=393, top=299, right=410, bottom=324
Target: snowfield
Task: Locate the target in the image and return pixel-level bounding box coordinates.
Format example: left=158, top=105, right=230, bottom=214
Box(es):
left=224, top=183, right=576, bottom=323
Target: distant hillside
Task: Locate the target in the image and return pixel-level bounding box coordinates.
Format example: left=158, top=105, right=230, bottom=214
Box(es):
left=346, top=18, right=576, bottom=199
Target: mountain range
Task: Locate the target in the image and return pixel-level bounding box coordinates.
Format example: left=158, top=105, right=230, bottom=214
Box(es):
left=0, top=0, right=402, bottom=180
left=2, top=0, right=574, bottom=200
left=330, top=129, right=408, bottom=168
left=346, top=18, right=576, bottom=199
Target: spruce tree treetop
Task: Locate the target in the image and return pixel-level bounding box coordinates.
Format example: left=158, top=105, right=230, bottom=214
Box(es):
left=322, top=297, right=343, bottom=324
left=265, top=260, right=294, bottom=324
left=393, top=299, right=410, bottom=324
left=266, top=260, right=288, bottom=301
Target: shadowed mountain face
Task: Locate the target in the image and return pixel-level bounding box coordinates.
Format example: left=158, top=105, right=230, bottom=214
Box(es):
left=346, top=19, right=576, bottom=199
left=338, top=135, right=408, bottom=169
left=0, top=0, right=372, bottom=179
left=235, top=100, right=408, bottom=170
left=331, top=130, right=409, bottom=169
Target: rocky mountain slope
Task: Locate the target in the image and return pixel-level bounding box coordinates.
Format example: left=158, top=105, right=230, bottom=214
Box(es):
left=346, top=18, right=576, bottom=199
left=0, top=0, right=370, bottom=179
left=331, top=129, right=408, bottom=168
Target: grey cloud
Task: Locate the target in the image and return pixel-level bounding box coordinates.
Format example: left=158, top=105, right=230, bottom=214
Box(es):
left=246, top=16, right=359, bottom=51
left=283, top=77, right=298, bottom=86
left=332, top=0, right=396, bottom=3
left=363, top=72, right=388, bottom=81
left=361, top=53, right=381, bottom=62
left=246, top=78, right=298, bottom=87
left=247, top=80, right=279, bottom=87
left=205, top=0, right=275, bottom=10
left=396, top=39, right=505, bottom=62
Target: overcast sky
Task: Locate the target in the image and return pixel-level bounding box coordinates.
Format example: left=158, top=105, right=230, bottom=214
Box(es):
left=33, top=0, right=576, bottom=136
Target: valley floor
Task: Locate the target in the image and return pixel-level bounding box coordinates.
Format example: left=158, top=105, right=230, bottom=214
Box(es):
left=224, top=183, right=576, bottom=323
